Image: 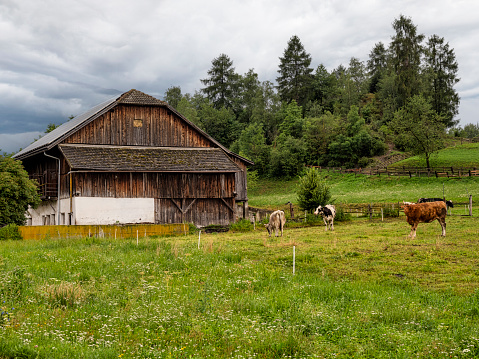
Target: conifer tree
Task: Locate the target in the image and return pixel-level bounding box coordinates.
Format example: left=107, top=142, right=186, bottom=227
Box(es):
left=276, top=35, right=313, bottom=107
left=424, top=34, right=460, bottom=128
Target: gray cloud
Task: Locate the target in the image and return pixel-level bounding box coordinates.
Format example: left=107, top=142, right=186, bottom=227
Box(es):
left=0, top=0, right=477, bottom=154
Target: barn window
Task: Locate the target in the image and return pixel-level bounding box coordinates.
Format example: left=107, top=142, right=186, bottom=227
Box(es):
left=133, top=119, right=143, bottom=128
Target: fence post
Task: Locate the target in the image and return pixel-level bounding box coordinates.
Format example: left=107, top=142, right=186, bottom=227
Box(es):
left=470, top=195, right=473, bottom=216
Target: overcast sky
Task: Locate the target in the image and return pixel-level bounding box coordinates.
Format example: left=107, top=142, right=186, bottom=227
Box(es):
left=1, top=0, right=478, bottom=154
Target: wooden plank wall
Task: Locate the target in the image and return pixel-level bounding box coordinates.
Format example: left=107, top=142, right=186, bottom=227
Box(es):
left=67, top=173, right=235, bottom=199
left=63, top=105, right=213, bottom=148
left=155, top=198, right=234, bottom=226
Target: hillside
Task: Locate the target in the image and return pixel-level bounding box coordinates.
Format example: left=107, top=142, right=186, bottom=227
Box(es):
left=248, top=143, right=479, bottom=209
left=372, top=142, right=479, bottom=169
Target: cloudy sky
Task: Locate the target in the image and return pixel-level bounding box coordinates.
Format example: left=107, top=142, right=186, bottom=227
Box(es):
left=1, top=0, right=478, bottom=154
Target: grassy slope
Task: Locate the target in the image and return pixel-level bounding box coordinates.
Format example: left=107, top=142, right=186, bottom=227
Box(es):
left=390, top=142, right=479, bottom=168
left=249, top=143, right=479, bottom=209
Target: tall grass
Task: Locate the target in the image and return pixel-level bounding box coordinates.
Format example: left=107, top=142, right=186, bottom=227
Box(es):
left=1, top=214, right=479, bottom=358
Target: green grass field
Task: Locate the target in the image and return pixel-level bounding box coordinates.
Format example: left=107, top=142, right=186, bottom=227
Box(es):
left=249, top=173, right=479, bottom=211
left=1, top=215, right=479, bottom=358
left=1, top=142, right=479, bottom=358
left=249, top=142, right=479, bottom=209
left=390, top=142, right=479, bottom=169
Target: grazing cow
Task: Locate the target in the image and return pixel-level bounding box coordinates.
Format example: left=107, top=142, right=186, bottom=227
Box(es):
left=264, top=210, right=286, bottom=237
left=417, top=197, right=454, bottom=209
left=402, top=201, right=447, bottom=239
left=314, top=204, right=336, bottom=231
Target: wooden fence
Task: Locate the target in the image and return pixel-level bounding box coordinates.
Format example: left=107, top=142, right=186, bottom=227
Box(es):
left=19, top=223, right=189, bottom=240
left=308, top=166, right=479, bottom=178
left=278, top=197, right=474, bottom=222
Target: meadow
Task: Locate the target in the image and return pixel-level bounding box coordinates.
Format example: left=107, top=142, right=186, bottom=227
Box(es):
left=1, top=143, right=479, bottom=358
left=1, top=212, right=479, bottom=358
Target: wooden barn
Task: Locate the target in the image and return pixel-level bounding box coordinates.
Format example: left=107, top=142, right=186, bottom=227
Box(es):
left=13, top=89, right=253, bottom=227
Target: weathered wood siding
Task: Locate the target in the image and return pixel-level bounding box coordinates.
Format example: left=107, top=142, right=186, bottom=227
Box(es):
left=68, top=173, right=234, bottom=198
left=63, top=105, right=213, bottom=148
left=65, top=172, right=236, bottom=226
left=231, top=157, right=248, bottom=201
left=155, top=198, right=234, bottom=226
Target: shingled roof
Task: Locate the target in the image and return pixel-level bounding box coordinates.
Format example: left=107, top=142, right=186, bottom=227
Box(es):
left=59, top=144, right=241, bottom=172
left=13, top=89, right=252, bottom=166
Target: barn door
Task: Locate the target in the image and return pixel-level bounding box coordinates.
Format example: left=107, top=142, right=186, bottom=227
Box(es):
left=154, top=198, right=196, bottom=224
left=155, top=197, right=235, bottom=226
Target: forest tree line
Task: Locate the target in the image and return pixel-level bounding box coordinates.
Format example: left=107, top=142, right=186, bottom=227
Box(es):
left=163, top=15, right=472, bottom=177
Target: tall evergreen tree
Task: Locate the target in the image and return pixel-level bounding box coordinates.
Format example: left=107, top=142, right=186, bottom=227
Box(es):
left=389, top=15, right=425, bottom=108
left=201, top=54, right=240, bottom=110
left=237, top=69, right=261, bottom=123
left=424, top=34, right=460, bottom=128
left=367, top=42, right=388, bottom=93
left=311, top=64, right=338, bottom=114
left=251, top=80, right=281, bottom=144
left=276, top=35, right=313, bottom=107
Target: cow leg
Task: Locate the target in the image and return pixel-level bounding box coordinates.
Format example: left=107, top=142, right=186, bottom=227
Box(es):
left=330, top=218, right=334, bottom=231
left=438, top=218, right=446, bottom=237
left=280, top=222, right=284, bottom=237
left=323, top=218, right=328, bottom=231
left=409, top=223, right=418, bottom=239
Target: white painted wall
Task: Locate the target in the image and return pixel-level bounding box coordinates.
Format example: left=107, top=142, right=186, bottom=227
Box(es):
left=28, top=199, right=71, bottom=226
left=26, top=197, right=155, bottom=226
left=73, top=197, right=155, bottom=225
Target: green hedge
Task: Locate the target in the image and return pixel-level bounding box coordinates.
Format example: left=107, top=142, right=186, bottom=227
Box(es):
left=0, top=224, right=22, bottom=240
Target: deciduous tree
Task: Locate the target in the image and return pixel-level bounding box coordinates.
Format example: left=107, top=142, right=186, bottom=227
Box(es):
left=391, top=95, right=445, bottom=169
left=0, top=156, right=41, bottom=226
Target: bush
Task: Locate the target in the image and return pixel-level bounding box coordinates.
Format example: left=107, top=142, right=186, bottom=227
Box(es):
left=296, top=168, right=331, bottom=212
left=0, top=224, right=22, bottom=241
left=230, top=219, right=254, bottom=232
left=334, top=206, right=351, bottom=222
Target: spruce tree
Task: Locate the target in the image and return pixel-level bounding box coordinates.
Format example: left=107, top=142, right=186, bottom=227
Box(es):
left=389, top=15, right=425, bottom=108
left=201, top=54, right=240, bottom=110
left=424, top=34, right=460, bottom=128
left=276, top=35, right=313, bottom=107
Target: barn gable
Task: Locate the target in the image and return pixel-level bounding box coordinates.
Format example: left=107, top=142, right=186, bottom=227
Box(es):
left=14, top=89, right=252, bottom=227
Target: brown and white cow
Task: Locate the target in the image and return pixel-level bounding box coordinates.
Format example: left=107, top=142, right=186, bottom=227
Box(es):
left=314, top=204, right=336, bottom=231
left=402, top=201, right=447, bottom=239
left=264, top=210, right=286, bottom=237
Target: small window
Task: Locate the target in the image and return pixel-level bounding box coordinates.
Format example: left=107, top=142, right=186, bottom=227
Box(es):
left=133, top=119, right=143, bottom=128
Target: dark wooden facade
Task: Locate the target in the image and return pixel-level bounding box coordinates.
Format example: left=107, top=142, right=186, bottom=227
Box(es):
left=15, top=90, right=252, bottom=227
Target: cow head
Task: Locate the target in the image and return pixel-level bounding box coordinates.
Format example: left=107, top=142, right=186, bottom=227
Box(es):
left=314, top=205, right=332, bottom=217
left=264, top=223, right=272, bottom=236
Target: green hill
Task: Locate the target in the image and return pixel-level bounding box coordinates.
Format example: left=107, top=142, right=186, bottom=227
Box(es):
left=249, top=143, right=479, bottom=209
left=389, top=142, right=479, bottom=169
